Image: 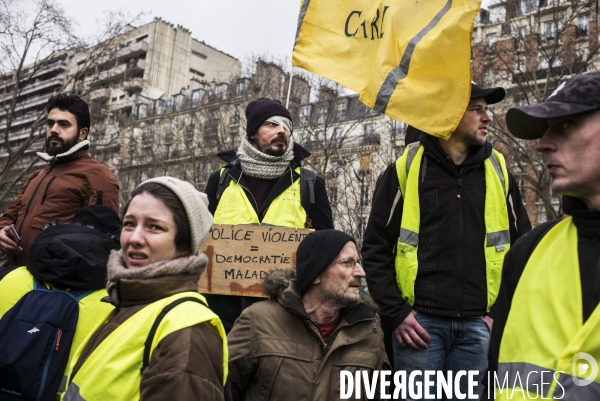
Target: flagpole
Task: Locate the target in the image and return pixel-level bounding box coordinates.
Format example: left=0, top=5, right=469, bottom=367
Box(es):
left=285, top=63, right=294, bottom=109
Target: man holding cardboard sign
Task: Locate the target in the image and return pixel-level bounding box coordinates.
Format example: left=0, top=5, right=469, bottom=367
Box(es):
left=204, top=98, right=333, bottom=332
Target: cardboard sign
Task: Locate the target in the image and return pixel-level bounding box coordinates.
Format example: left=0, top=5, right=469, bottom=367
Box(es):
left=198, top=224, right=313, bottom=297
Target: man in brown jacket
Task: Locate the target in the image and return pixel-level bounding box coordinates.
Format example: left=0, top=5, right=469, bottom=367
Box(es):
left=0, top=93, right=119, bottom=267
left=228, top=229, right=390, bottom=400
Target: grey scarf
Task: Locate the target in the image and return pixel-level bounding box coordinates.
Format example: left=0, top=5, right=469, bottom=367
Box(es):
left=236, top=135, right=295, bottom=180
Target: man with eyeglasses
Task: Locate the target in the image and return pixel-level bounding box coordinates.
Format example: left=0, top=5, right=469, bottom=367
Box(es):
left=227, top=229, right=390, bottom=400
left=362, top=83, right=531, bottom=399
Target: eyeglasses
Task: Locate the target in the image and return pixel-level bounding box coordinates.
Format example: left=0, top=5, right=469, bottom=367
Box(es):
left=334, top=259, right=363, bottom=268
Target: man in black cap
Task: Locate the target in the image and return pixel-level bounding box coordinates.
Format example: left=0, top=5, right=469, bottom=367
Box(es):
left=203, top=98, right=333, bottom=332
left=487, top=71, right=600, bottom=399
left=227, top=229, right=389, bottom=400
left=362, top=83, right=531, bottom=399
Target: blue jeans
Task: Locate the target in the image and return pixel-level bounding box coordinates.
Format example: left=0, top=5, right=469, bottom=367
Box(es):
left=392, top=312, right=490, bottom=400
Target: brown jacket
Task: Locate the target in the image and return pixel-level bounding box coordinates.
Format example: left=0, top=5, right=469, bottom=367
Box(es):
left=227, top=269, right=391, bottom=401
left=70, top=251, right=226, bottom=401
left=0, top=141, right=119, bottom=266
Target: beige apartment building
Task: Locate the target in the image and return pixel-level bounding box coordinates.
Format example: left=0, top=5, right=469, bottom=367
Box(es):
left=0, top=18, right=241, bottom=211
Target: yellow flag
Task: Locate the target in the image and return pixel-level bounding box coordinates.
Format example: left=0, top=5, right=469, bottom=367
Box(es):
left=292, top=0, right=481, bottom=139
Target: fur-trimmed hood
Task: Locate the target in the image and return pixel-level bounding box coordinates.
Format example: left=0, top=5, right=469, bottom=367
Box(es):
left=262, top=268, right=297, bottom=298
left=262, top=268, right=379, bottom=312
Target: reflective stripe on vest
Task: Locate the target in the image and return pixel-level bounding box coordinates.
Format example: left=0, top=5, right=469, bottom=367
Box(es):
left=394, top=143, right=510, bottom=310
left=65, top=292, right=228, bottom=401
left=497, top=218, right=600, bottom=400
left=214, top=167, right=307, bottom=228
left=0, top=267, right=113, bottom=398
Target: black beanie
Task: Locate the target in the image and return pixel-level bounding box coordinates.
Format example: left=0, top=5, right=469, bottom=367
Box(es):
left=73, top=205, right=121, bottom=236
left=296, top=229, right=356, bottom=294
left=245, top=98, right=292, bottom=138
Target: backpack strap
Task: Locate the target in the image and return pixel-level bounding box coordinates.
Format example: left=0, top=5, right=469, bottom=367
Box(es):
left=300, top=168, right=316, bottom=228
left=141, top=297, right=209, bottom=375
left=215, top=166, right=232, bottom=202
left=32, top=279, right=94, bottom=300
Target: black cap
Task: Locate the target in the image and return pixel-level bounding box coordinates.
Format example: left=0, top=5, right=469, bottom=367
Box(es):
left=295, top=230, right=356, bottom=294
left=470, top=82, right=505, bottom=104
left=506, top=71, right=600, bottom=139
left=245, top=98, right=292, bottom=138
left=405, top=125, right=424, bottom=145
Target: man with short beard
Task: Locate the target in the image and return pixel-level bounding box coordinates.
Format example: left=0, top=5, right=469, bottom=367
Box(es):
left=228, top=229, right=389, bottom=400
left=204, top=97, right=333, bottom=332
left=0, top=93, right=119, bottom=268
left=362, top=83, right=531, bottom=399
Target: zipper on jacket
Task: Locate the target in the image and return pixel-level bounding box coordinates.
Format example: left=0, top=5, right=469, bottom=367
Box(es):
left=457, top=177, right=463, bottom=317
left=18, top=164, right=55, bottom=234
left=40, top=176, right=57, bottom=205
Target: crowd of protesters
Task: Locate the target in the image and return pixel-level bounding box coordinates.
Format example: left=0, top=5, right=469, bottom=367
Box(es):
left=0, top=69, right=599, bottom=400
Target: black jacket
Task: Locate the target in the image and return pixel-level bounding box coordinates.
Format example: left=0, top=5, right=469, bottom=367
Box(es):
left=204, top=143, right=333, bottom=231
left=487, top=196, right=600, bottom=377
left=361, top=134, right=531, bottom=330
left=27, top=223, right=120, bottom=289
left=203, top=143, right=333, bottom=332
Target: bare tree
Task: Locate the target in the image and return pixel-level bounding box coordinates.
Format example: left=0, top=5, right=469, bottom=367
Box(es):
left=0, top=0, right=143, bottom=206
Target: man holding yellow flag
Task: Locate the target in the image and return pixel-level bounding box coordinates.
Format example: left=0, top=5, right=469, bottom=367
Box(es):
left=362, top=83, right=531, bottom=399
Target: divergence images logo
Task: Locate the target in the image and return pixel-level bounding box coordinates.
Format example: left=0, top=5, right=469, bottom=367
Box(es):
left=572, top=352, right=598, bottom=387
left=27, top=327, right=40, bottom=334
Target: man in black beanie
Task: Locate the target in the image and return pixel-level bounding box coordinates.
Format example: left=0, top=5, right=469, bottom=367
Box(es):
left=227, top=229, right=389, bottom=400
left=203, top=97, right=333, bottom=332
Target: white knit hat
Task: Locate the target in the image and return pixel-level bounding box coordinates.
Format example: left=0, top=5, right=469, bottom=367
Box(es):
left=140, top=177, right=213, bottom=253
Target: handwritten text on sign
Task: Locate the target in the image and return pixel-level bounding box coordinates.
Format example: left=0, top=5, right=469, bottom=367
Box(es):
left=199, top=225, right=312, bottom=297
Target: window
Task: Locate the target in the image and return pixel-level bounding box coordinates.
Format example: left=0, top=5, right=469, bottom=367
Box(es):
left=143, top=125, right=154, bottom=141
left=136, top=34, right=149, bottom=43
left=124, top=173, right=130, bottom=188
left=230, top=105, right=240, bottom=126
left=192, top=50, right=207, bottom=59
left=140, top=172, right=148, bottom=183
left=517, top=27, right=527, bottom=49
left=578, top=14, right=589, bottom=37
left=191, top=89, right=204, bottom=106
left=328, top=187, right=338, bottom=204
left=543, top=21, right=561, bottom=42
left=299, top=105, right=312, bottom=126
left=334, top=127, right=343, bottom=139
left=317, top=130, right=325, bottom=141
left=487, top=33, right=498, bottom=46
left=316, top=104, right=328, bottom=124
left=364, top=123, right=374, bottom=135
left=336, top=100, right=347, bottom=120
left=360, top=181, right=370, bottom=207
left=235, top=80, right=246, bottom=97
left=119, top=95, right=125, bottom=100
left=190, top=68, right=205, bottom=77
left=165, top=144, right=172, bottom=158
left=138, top=103, right=147, bottom=118
left=357, top=217, right=367, bottom=240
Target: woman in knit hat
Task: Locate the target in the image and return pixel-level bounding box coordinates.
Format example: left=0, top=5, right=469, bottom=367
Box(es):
left=65, top=177, right=228, bottom=401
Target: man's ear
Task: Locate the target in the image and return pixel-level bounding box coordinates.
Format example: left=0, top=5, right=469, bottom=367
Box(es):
left=79, top=127, right=89, bottom=141
left=312, top=276, right=321, bottom=285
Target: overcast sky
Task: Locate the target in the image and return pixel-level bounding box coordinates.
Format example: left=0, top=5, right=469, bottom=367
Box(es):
left=59, top=0, right=493, bottom=65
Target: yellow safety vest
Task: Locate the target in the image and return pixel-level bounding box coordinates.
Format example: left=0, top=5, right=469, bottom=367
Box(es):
left=395, top=143, right=510, bottom=310
left=214, top=166, right=307, bottom=228
left=0, top=267, right=113, bottom=398
left=64, top=292, right=228, bottom=401
left=496, top=218, right=600, bottom=400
